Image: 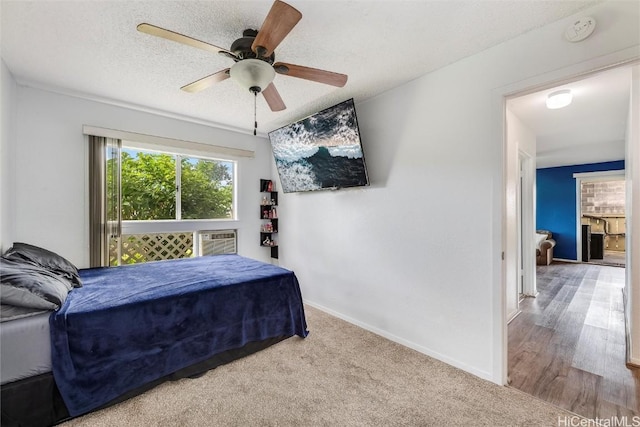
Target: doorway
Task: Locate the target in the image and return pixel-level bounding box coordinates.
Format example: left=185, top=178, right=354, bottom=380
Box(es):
left=575, top=172, right=626, bottom=267
left=504, top=63, right=639, bottom=419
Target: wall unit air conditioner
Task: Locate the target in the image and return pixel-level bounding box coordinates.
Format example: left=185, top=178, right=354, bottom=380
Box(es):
left=198, top=230, right=237, bottom=256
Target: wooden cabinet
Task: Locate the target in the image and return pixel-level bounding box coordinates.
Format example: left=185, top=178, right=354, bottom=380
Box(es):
left=260, top=179, right=278, bottom=259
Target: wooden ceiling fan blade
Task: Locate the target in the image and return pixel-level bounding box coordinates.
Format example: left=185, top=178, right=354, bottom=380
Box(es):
left=180, top=69, right=230, bottom=93
left=251, top=0, right=302, bottom=58
left=273, top=62, right=348, bottom=87
left=262, top=83, right=286, bottom=112
left=137, top=23, right=234, bottom=57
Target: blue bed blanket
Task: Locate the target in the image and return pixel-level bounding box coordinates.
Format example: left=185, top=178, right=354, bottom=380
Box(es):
left=50, top=255, right=308, bottom=416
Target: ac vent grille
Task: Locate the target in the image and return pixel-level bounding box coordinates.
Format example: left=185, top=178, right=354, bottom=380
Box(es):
left=198, top=230, right=237, bottom=256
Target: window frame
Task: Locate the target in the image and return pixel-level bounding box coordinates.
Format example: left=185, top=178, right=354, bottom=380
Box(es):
left=119, top=142, right=238, bottom=234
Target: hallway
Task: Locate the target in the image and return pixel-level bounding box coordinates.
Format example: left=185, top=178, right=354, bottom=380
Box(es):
left=508, top=262, right=639, bottom=419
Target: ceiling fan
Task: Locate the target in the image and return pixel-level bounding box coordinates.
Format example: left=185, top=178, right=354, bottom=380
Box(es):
left=137, top=0, right=348, bottom=133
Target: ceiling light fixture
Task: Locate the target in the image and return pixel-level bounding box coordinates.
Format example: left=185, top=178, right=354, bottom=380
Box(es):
left=546, top=89, right=572, bottom=109
left=229, top=59, right=276, bottom=135
left=229, top=59, right=275, bottom=94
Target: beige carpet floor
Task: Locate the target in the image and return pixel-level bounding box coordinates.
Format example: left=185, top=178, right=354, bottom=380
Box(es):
left=62, top=306, right=579, bottom=426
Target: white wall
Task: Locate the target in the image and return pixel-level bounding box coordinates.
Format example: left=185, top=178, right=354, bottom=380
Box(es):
left=0, top=59, right=17, bottom=252
left=510, top=112, right=537, bottom=158
left=277, top=1, right=640, bottom=382
left=10, top=86, right=273, bottom=268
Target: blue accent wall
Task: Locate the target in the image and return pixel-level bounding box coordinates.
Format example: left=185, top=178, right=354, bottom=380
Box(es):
left=537, top=160, right=625, bottom=260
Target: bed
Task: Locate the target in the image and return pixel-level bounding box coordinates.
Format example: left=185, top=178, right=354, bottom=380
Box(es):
left=1, top=245, right=308, bottom=427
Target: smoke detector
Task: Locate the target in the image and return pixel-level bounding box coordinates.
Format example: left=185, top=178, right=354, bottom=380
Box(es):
left=565, top=17, right=596, bottom=42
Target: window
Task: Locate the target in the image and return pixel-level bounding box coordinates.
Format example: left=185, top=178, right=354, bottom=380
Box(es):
left=120, top=146, right=234, bottom=221
left=180, top=154, right=234, bottom=220
left=89, top=133, right=241, bottom=267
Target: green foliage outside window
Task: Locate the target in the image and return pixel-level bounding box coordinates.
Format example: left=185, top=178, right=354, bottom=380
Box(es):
left=107, top=149, right=234, bottom=221
left=180, top=157, right=233, bottom=219
left=122, top=151, right=176, bottom=220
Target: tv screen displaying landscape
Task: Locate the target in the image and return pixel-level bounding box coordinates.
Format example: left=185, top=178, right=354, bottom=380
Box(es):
left=268, top=98, right=369, bottom=193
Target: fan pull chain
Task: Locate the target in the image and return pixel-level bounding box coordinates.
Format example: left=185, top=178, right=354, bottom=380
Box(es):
left=253, top=91, right=258, bottom=136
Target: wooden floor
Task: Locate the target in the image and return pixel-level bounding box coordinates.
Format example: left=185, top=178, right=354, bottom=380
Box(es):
left=508, top=262, right=640, bottom=420
left=588, top=250, right=626, bottom=267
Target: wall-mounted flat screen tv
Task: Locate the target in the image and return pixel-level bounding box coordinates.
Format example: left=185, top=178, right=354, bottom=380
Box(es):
left=268, top=98, right=369, bottom=193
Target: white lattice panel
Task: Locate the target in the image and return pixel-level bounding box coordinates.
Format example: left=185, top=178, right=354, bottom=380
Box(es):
left=110, top=233, right=193, bottom=266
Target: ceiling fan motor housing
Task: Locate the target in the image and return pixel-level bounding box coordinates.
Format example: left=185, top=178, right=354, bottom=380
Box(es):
left=230, top=29, right=275, bottom=64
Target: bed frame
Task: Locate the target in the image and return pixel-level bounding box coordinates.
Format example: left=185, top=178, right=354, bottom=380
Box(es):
left=1, top=335, right=286, bottom=427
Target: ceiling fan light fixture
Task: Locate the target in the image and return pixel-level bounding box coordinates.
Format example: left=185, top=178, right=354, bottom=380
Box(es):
left=546, top=89, right=572, bottom=109
left=230, top=59, right=275, bottom=93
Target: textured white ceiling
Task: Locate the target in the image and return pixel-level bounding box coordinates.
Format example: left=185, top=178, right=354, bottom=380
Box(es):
left=508, top=66, right=632, bottom=169
left=1, top=0, right=600, bottom=136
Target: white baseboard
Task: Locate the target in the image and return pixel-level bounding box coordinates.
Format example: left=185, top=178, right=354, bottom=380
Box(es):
left=628, top=357, right=640, bottom=368
left=507, top=309, right=522, bottom=324
left=552, top=258, right=580, bottom=263
left=304, top=300, right=496, bottom=384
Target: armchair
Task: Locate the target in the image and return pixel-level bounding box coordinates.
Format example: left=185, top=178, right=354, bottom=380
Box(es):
left=536, top=230, right=556, bottom=266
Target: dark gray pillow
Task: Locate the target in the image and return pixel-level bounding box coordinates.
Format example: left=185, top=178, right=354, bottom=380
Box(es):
left=0, top=257, right=71, bottom=310
left=4, top=242, right=82, bottom=288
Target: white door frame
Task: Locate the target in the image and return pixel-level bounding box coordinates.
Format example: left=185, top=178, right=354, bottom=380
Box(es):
left=498, top=54, right=640, bottom=385
left=520, top=151, right=536, bottom=296
left=626, top=65, right=640, bottom=366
